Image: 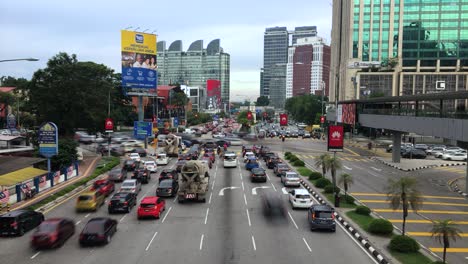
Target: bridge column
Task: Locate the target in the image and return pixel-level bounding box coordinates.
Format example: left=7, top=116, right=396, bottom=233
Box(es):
left=392, top=131, right=402, bottom=163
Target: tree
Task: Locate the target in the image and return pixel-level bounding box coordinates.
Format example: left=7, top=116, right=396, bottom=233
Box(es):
left=284, top=94, right=324, bottom=125
left=314, top=153, right=330, bottom=177
left=170, top=90, right=189, bottom=107
left=431, top=219, right=462, bottom=264
left=385, top=177, right=423, bottom=235
left=338, top=173, right=354, bottom=196
left=325, top=155, right=341, bottom=194
left=236, top=110, right=249, bottom=126
left=256, top=96, right=270, bottom=106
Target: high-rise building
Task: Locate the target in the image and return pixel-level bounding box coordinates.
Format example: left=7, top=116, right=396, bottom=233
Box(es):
left=330, top=0, right=468, bottom=106
left=157, top=39, right=230, bottom=106
left=291, top=26, right=318, bottom=45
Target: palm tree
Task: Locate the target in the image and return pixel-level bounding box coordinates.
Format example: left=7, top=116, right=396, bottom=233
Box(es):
left=325, top=155, right=341, bottom=193
left=385, top=177, right=423, bottom=235
left=338, top=173, right=354, bottom=196
left=431, top=219, right=462, bottom=264
left=314, top=153, right=330, bottom=177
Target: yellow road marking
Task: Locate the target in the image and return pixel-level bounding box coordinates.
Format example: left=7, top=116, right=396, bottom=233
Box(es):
left=360, top=200, right=468, bottom=207
left=389, top=219, right=468, bottom=225
left=351, top=192, right=465, bottom=200
left=344, top=147, right=360, bottom=157
left=429, top=248, right=468, bottom=253
left=374, top=209, right=468, bottom=214
left=407, top=232, right=468, bottom=237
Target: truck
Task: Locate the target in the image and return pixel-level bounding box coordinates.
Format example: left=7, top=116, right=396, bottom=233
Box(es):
left=178, top=160, right=210, bottom=203
left=163, top=134, right=180, bottom=157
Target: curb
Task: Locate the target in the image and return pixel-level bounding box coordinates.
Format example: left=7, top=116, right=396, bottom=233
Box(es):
left=371, top=157, right=466, bottom=172
left=452, top=183, right=468, bottom=198
left=298, top=178, right=389, bottom=264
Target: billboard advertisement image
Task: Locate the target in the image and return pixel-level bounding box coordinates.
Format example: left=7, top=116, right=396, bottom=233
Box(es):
left=121, top=30, right=157, bottom=95
left=328, top=125, right=344, bottom=152
left=206, top=79, right=221, bottom=111
left=279, top=113, right=288, bottom=126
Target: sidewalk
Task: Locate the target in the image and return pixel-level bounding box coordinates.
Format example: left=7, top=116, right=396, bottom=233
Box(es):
left=5, top=155, right=101, bottom=212
left=373, top=156, right=466, bottom=171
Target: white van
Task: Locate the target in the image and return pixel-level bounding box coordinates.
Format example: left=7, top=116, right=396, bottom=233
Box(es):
left=223, top=152, right=237, bottom=168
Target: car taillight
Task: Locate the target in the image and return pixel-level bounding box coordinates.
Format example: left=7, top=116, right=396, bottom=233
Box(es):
left=97, top=234, right=106, bottom=239
left=123, top=201, right=128, bottom=205
left=331, top=213, right=335, bottom=220
left=311, top=213, right=316, bottom=220
left=108, top=201, right=112, bottom=206
left=11, top=221, right=18, bottom=229
left=79, top=234, right=84, bottom=240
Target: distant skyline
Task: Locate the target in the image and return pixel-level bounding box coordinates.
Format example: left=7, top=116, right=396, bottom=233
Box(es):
left=0, top=0, right=332, bottom=101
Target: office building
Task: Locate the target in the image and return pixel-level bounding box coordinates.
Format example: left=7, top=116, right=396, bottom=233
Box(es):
left=181, top=85, right=206, bottom=112
left=157, top=39, right=230, bottom=105
left=291, top=26, right=317, bottom=45
left=330, top=0, right=468, bottom=109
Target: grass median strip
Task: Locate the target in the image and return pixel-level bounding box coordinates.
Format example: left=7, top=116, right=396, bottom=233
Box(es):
left=28, top=157, right=120, bottom=211
left=389, top=249, right=433, bottom=264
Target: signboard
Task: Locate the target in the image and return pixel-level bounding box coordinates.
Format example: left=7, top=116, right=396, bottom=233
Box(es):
left=320, top=116, right=325, bottom=124
left=328, top=125, right=344, bottom=152
left=247, top=111, right=253, bottom=120
left=133, top=121, right=153, bottom=139
left=436, top=81, right=446, bottom=90
left=157, top=118, right=163, bottom=127
left=173, top=117, right=179, bottom=127
left=279, top=113, right=288, bottom=126
left=38, top=122, right=59, bottom=158
left=121, top=30, right=157, bottom=95
left=337, top=105, right=343, bottom=123
left=347, top=61, right=381, bottom=69
left=105, top=118, right=114, bottom=132
left=7, top=114, right=16, bottom=129
left=207, top=79, right=221, bottom=111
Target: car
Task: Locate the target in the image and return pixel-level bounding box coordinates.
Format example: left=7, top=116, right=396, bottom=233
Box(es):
left=143, top=160, right=157, bottom=173
left=90, top=179, right=115, bottom=197
left=245, top=158, right=260, bottom=170
left=267, top=157, right=282, bottom=169
left=79, top=217, right=118, bottom=246
left=443, top=152, right=467, bottom=161
left=108, top=192, right=137, bottom=214
left=212, top=132, right=225, bottom=138
left=31, top=218, right=75, bottom=249
left=203, top=141, right=218, bottom=149
left=156, top=179, right=179, bottom=197
left=250, top=167, right=267, bottom=182
left=401, top=148, right=427, bottom=159
left=175, top=160, right=187, bottom=172
left=132, top=147, right=147, bottom=157
left=156, top=153, right=170, bottom=165
left=261, top=192, right=287, bottom=218
left=223, top=152, right=237, bottom=168
left=387, top=143, right=413, bottom=153
left=0, top=210, right=44, bottom=236
left=159, top=169, right=179, bottom=183
left=414, top=144, right=429, bottom=151
left=308, top=204, right=336, bottom=232
left=263, top=152, right=277, bottom=162
left=281, top=172, right=301, bottom=187
left=123, top=159, right=138, bottom=171
left=273, top=163, right=290, bottom=176
left=215, top=140, right=230, bottom=147
left=119, top=179, right=142, bottom=194
left=137, top=196, right=166, bottom=219
left=224, top=137, right=242, bottom=146
left=201, top=156, right=213, bottom=169
left=128, top=153, right=141, bottom=162
left=203, top=152, right=216, bottom=163
left=426, top=147, right=445, bottom=156
left=302, top=132, right=311, bottom=138
left=243, top=152, right=256, bottom=162
left=79, top=134, right=95, bottom=144
left=288, top=189, right=313, bottom=209
left=76, top=191, right=105, bottom=212
left=108, top=167, right=127, bottom=182
left=132, top=168, right=151, bottom=184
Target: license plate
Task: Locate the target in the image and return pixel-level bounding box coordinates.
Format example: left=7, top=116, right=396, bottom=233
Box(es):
left=301, top=201, right=306, bottom=203
left=145, top=209, right=149, bottom=212
left=185, top=193, right=196, bottom=199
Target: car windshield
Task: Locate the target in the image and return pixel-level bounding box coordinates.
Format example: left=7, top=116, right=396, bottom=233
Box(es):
left=78, top=195, right=93, bottom=201
left=37, top=222, right=58, bottom=232
left=287, top=174, right=298, bottom=178
left=159, top=181, right=172, bottom=187
left=278, top=164, right=288, bottom=168
left=122, top=182, right=135, bottom=187
left=145, top=162, right=155, bottom=166
left=316, top=211, right=333, bottom=218
left=140, top=203, right=155, bottom=208
left=83, top=221, right=104, bottom=233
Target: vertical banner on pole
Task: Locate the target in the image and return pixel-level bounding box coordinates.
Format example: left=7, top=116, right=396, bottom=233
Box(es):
left=328, top=125, right=344, bottom=152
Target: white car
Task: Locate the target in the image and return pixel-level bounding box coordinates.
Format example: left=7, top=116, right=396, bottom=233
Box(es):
left=119, top=179, right=141, bottom=194
left=289, top=189, right=313, bottom=209
left=156, top=153, right=170, bottom=165
left=426, top=147, right=445, bottom=155
left=129, top=153, right=141, bottom=162
left=223, top=152, right=237, bottom=168
left=144, top=160, right=157, bottom=173
left=443, top=152, right=467, bottom=161
left=281, top=172, right=301, bottom=187
left=244, top=152, right=255, bottom=162
left=440, top=150, right=462, bottom=160
left=212, top=133, right=225, bottom=138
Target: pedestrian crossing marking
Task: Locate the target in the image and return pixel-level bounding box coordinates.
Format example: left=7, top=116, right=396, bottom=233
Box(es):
left=408, top=232, right=468, bottom=237
left=351, top=193, right=465, bottom=200
left=374, top=209, right=468, bottom=214
left=389, top=219, right=468, bottom=225
left=429, top=248, right=468, bottom=253
left=360, top=200, right=468, bottom=207
left=295, top=154, right=369, bottom=162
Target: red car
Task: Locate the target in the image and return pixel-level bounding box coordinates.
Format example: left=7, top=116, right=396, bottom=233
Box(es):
left=137, top=196, right=166, bottom=219
left=91, top=179, right=115, bottom=197
left=31, top=218, right=75, bottom=249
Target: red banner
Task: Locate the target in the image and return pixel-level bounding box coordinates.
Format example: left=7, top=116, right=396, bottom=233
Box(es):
left=320, top=116, right=325, bottom=124
left=247, top=111, right=253, bottom=120
left=105, top=118, right=114, bottom=131
left=207, top=79, right=221, bottom=111
left=328, top=125, right=344, bottom=152
left=279, top=114, right=288, bottom=126
left=342, top=104, right=356, bottom=125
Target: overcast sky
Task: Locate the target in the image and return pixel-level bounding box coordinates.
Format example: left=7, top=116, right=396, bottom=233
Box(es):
left=0, top=0, right=332, bottom=101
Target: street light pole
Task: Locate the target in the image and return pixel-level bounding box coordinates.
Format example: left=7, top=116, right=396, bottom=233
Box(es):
left=0, top=58, right=39, bottom=63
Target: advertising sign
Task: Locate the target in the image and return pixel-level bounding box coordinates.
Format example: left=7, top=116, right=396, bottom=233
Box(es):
left=342, top=104, right=356, bottom=125
left=133, top=121, right=153, bottom=139
left=279, top=113, right=288, bottom=126
left=121, top=30, right=157, bottom=95
left=105, top=118, right=114, bottom=132
left=247, top=111, right=253, bottom=120
left=337, top=105, right=343, bottom=123
left=206, top=79, right=221, bottom=111
left=320, top=116, right=325, bottom=124
left=328, top=125, right=344, bottom=152
left=173, top=117, right=179, bottom=127
left=38, top=122, right=58, bottom=158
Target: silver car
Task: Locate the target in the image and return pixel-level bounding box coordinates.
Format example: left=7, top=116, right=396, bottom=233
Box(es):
left=119, top=179, right=142, bottom=194
left=281, top=172, right=301, bottom=187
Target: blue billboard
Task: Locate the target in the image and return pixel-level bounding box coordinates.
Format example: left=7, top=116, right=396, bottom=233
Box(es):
left=38, top=122, right=58, bottom=158
left=133, top=121, right=153, bottom=139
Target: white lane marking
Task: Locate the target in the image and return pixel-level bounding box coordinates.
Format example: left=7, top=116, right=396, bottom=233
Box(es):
left=161, top=206, right=172, bottom=223
left=243, top=194, right=248, bottom=206
left=267, top=174, right=271, bottom=180
left=204, top=208, right=210, bottom=225
left=303, top=237, right=312, bottom=252
left=251, top=186, right=271, bottom=195
left=199, top=234, right=204, bottom=251
left=173, top=196, right=178, bottom=202
left=76, top=220, right=81, bottom=225
left=208, top=192, right=213, bottom=204
left=241, top=181, right=245, bottom=190
left=288, top=211, right=299, bottom=230
left=246, top=209, right=251, bottom=227
left=281, top=187, right=288, bottom=194
left=145, top=231, right=158, bottom=251
left=211, top=179, right=216, bottom=190
left=371, top=166, right=382, bottom=172
left=344, top=165, right=353, bottom=171
left=218, top=186, right=239, bottom=196
left=85, top=213, right=90, bottom=218
left=251, top=235, right=257, bottom=251
left=270, top=183, right=277, bottom=191
left=119, top=214, right=127, bottom=223
left=31, top=252, right=41, bottom=259
left=239, top=173, right=242, bottom=180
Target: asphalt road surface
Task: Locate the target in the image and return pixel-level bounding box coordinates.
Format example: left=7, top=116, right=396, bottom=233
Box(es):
left=0, top=146, right=376, bottom=264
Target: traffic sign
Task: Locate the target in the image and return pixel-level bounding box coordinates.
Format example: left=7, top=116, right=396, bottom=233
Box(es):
left=38, top=122, right=58, bottom=158
left=173, top=117, right=179, bottom=127
left=133, top=121, right=153, bottom=139
left=247, top=111, right=253, bottom=120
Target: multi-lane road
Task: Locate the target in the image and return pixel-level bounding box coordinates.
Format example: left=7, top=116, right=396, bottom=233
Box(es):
left=0, top=144, right=377, bottom=264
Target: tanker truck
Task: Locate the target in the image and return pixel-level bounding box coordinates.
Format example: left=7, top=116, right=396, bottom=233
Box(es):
left=163, top=134, right=181, bottom=157
left=178, top=160, right=210, bottom=203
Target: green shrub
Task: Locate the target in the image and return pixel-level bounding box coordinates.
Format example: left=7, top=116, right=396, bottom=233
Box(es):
left=293, top=160, right=305, bottom=167
left=355, top=206, right=371, bottom=216
left=324, top=184, right=335, bottom=193
left=315, top=178, right=332, bottom=188
left=297, top=167, right=312, bottom=176
left=289, top=155, right=299, bottom=162
left=368, top=219, right=394, bottom=235
left=309, top=172, right=322, bottom=180
left=389, top=235, right=420, bottom=253
left=284, top=152, right=292, bottom=157
left=343, top=194, right=355, bottom=204
left=431, top=262, right=445, bottom=264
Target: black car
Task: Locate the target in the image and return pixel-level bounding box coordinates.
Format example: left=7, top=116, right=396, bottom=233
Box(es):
left=308, top=204, right=336, bottom=232
left=215, top=140, right=230, bottom=147
left=132, top=168, right=151, bottom=184
left=108, top=192, right=137, bottom=213
left=79, top=217, right=118, bottom=246
left=108, top=167, right=127, bottom=182
left=156, top=179, right=179, bottom=197
left=123, top=159, right=138, bottom=171
left=263, top=152, right=276, bottom=162
left=250, top=168, right=267, bottom=182
left=203, top=141, right=218, bottom=149
left=402, top=148, right=427, bottom=159
left=0, top=209, right=44, bottom=236
left=267, top=157, right=282, bottom=169
left=159, top=169, right=179, bottom=183
left=132, top=147, right=147, bottom=157
left=273, top=163, right=290, bottom=176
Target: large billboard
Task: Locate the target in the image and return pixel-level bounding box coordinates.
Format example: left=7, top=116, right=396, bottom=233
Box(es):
left=121, top=30, right=157, bottom=95
left=206, top=79, right=221, bottom=111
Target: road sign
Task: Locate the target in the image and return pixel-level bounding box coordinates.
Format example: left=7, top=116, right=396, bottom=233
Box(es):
left=157, top=118, right=163, bottom=127
left=105, top=118, right=114, bottom=132
left=133, top=121, right=153, bottom=139
left=436, top=81, right=446, bottom=90
left=213, top=115, right=219, bottom=121
left=38, top=122, right=58, bottom=158
left=173, top=117, right=179, bottom=127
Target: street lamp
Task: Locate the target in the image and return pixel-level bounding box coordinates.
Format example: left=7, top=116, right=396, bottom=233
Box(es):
left=0, top=58, right=39, bottom=63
